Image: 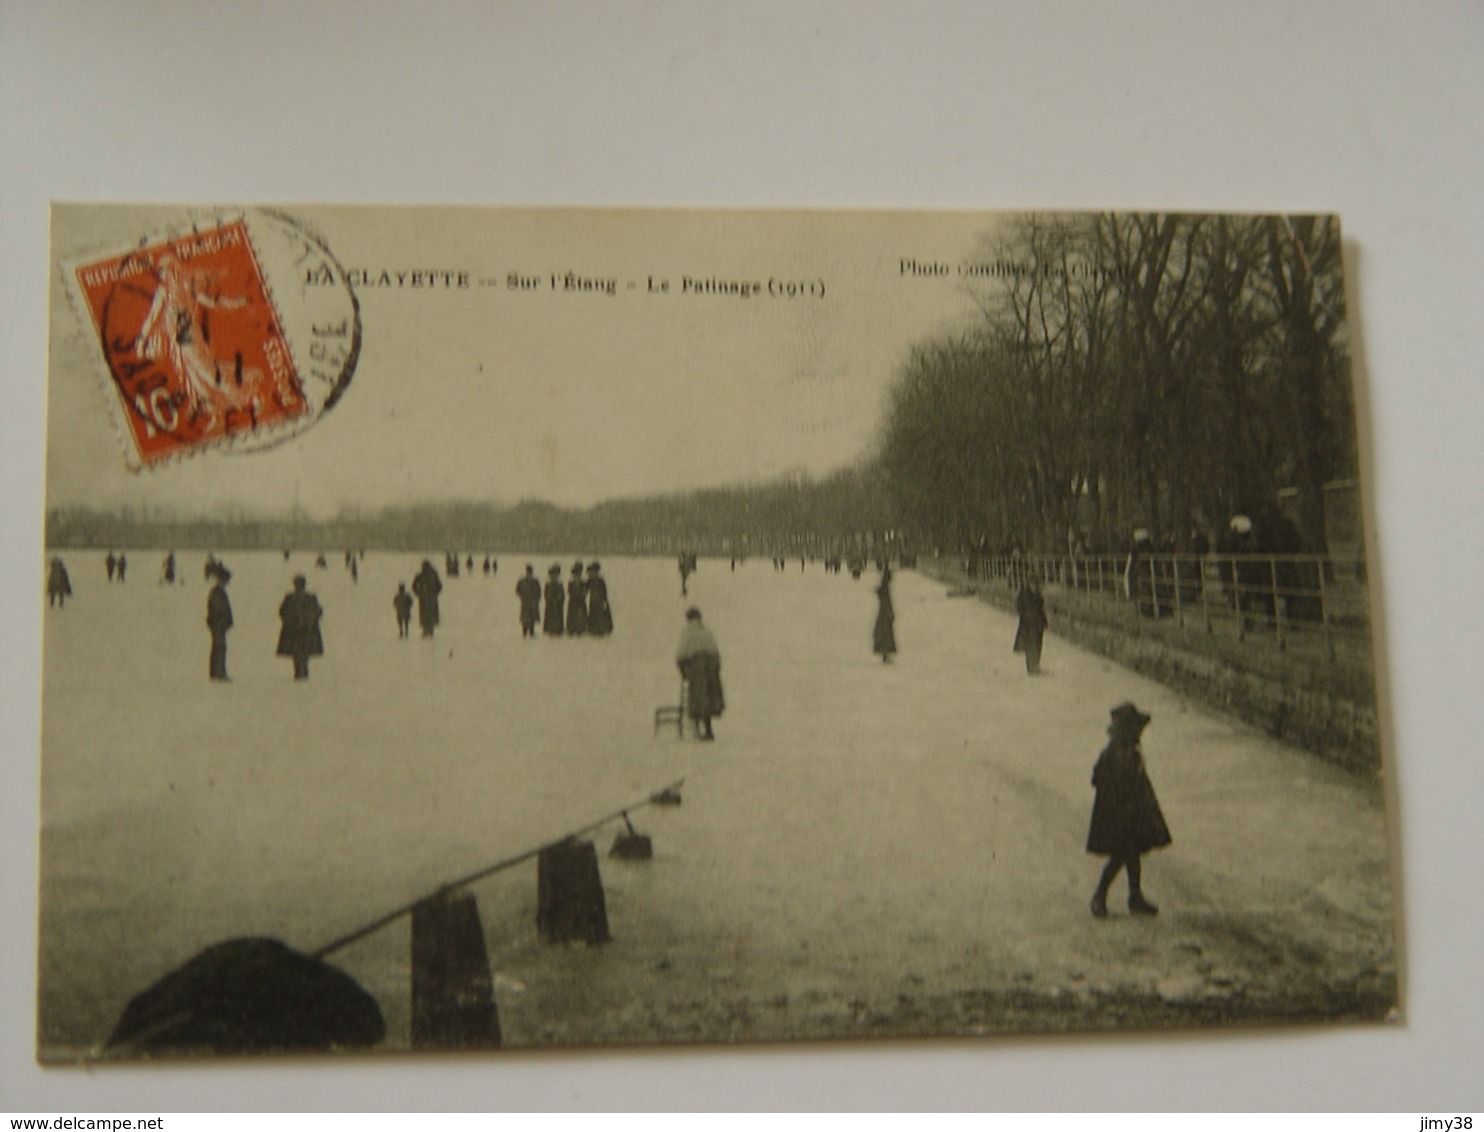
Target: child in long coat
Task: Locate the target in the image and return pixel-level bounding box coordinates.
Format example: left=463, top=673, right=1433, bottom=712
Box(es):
left=1087, top=702, right=1171, bottom=917
left=393, top=583, right=413, bottom=638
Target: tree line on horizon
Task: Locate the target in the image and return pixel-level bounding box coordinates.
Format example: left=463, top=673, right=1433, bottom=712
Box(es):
left=44, top=466, right=896, bottom=557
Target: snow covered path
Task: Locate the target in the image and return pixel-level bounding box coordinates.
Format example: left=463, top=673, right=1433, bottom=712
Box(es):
left=38, top=553, right=1395, bottom=1055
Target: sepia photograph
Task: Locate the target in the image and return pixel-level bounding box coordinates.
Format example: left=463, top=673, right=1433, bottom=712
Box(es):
left=39, top=204, right=1395, bottom=1061
left=6, top=0, right=1484, bottom=1115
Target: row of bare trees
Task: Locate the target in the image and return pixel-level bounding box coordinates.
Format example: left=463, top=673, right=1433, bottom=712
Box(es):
left=46, top=465, right=896, bottom=558
left=878, top=213, right=1354, bottom=554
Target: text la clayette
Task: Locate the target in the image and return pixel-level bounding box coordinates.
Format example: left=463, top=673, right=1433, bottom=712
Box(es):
left=304, top=264, right=825, bottom=299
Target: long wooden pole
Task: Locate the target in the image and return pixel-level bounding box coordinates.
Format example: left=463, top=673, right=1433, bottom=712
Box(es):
left=312, top=777, right=685, bottom=959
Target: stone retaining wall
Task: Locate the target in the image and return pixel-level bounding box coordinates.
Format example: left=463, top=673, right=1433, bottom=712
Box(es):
left=918, top=560, right=1383, bottom=776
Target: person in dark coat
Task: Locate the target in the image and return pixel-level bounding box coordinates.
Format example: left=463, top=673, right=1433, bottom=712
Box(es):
left=516, top=565, right=542, bottom=637
left=1178, top=525, right=1209, bottom=606
left=106, top=551, right=117, bottom=582
left=542, top=565, right=565, bottom=636
left=1086, top=702, right=1171, bottom=917
left=206, top=565, right=233, bottom=680
left=116, top=553, right=127, bottom=582
left=566, top=561, right=588, bottom=636
left=585, top=561, right=613, bottom=636
left=873, top=567, right=897, bottom=662
left=162, top=552, right=177, bottom=585
left=1013, top=582, right=1047, bottom=674
left=411, top=560, right=442, bottom=639
left=1265, top=509, right=1322, bottom=624
left=1220, top=514, right=1274, bottom=631
left=676, top=607, right=724, bottom=740
left=47, top=557, right=72, bottom=608
left=277, top=575, right=324, bottom=680
left=393, top=583, right=413, bottom=638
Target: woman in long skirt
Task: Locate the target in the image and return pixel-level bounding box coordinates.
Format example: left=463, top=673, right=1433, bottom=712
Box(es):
left=585, top=561, right=613, bottom=636
left=542, top=565, right=565, bottom=636
left=277, top=575, right=325, bottom=680
left=873, top=567, right=897, bottom=663
left=676, top=607, right=724, bottom=740
left=1013, top=582, right=1047, bottom=674
left=566, top=561, right=588, bottom=635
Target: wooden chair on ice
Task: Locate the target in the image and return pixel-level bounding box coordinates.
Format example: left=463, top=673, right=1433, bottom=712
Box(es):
left=654, top=677, right=687, bottom=737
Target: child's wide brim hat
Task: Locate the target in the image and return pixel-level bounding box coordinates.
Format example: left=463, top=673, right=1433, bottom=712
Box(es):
left=1109, top=702, right=1152, bottom=734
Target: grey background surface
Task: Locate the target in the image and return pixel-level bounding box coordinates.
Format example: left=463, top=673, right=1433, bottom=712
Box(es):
left=3, top=0, right=1481, bottom=1112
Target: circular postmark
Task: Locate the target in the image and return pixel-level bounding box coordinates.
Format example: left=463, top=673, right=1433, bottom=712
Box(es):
left=69, top=208, right=360, bottom=467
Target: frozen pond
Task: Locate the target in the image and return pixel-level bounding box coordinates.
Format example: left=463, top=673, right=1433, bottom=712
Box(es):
left=39, top=550, right=1395, bottom=1056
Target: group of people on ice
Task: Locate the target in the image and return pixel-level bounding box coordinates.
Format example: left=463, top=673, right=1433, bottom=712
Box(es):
left=387, top=557, right=615, bottom=643
left=202, top=561, right=323, bottom=683
left=50, top=544, right=1173, bottom=918
left=437, top=552, right=500, bottom=579
left=393, top=560, right=446, bottom=639
left=513, top=561, right=613, bottom=639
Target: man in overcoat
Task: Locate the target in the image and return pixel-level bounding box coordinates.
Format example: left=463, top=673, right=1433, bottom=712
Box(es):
left=47, top=557, right=72, bottom=608
left=206, top=565, right=233, bottom=680
left=516, top=565, right=542, bottom=638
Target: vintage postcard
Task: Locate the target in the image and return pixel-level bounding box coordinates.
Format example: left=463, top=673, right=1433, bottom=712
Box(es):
left=40, top=205, right=1394, bottom=1061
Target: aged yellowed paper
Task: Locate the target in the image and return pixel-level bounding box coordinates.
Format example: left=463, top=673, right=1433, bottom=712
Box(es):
left=41, top=205, right=1392, bottom=1060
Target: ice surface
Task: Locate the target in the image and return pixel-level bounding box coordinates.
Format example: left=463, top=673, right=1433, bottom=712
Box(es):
left=38, top=553, right=1395, bottom=1055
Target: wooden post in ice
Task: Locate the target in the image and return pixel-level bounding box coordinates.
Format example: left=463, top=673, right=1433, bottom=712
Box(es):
left=410, top=891, right=502, bottom=1049
left=537, top=839, right=611, bottom=944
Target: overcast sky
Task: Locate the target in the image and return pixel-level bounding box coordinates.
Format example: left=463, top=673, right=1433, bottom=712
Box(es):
left=48, top=205, right=1002, bottom=519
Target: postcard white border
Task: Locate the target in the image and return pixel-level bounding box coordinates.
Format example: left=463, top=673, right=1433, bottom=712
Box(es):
left=4, top=0, right=1482, bottom=1113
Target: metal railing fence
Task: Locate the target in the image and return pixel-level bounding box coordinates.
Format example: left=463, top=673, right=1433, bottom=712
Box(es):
left=963, top=551, right=1371, bottom=663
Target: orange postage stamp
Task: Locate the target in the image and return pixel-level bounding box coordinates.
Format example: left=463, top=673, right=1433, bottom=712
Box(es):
left=66, top=210, right=360, bottom=467
left=71, top=219, right=305, bottom=464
